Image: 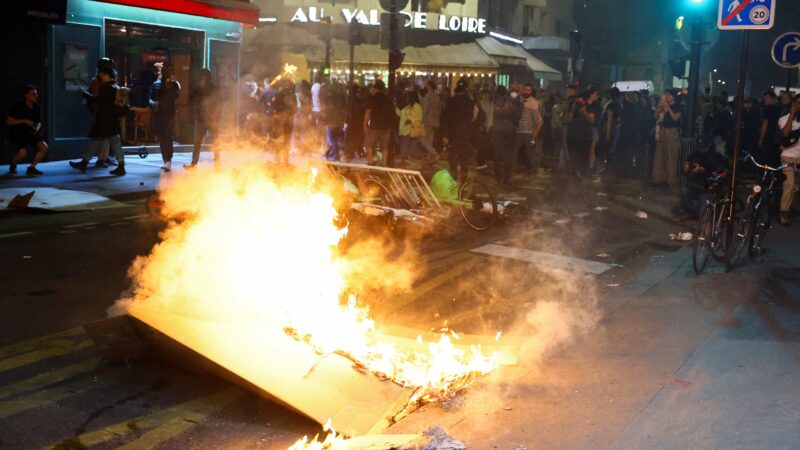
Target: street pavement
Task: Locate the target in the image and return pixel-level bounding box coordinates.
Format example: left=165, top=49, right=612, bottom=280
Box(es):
left=1, top=152, right=799, bottom=449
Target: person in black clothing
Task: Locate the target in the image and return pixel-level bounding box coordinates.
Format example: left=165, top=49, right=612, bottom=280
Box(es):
left=151, top=62, right=181, bottom=172
left=362, top=80, right=395, bottom=165
left=492, top=85, right=522, bottom=186
left=566, top=92, right=594, bottom=178
left=758, top=91, right=781, bottom=166
left=681, top=135, right=729, bottom=219
left=602, top=87, right=623, bottom=164
left=185, top=69, right=220, bottom=168
left=69, top=66, right=128, bottom=176
left=441, top=78, right=478, bottom=181
left=6, top=85, right=48, bottom=175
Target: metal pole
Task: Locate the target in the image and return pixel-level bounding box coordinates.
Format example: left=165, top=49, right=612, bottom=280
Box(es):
left=788, top=68, right=794, bottom=94
left=686, top=18, right=703, bottom=137
left=725, top=30, right=749, bottom=271
left=345, top=39, right=355, bottom=153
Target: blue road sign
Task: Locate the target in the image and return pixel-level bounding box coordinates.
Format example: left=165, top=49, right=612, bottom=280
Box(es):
left=717, top=0, right=775, bottom=30
left=772, top=32, right=800, bottom=68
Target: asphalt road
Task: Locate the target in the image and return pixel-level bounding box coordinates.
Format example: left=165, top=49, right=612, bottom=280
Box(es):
left=1, top=175, right=798, bottom=449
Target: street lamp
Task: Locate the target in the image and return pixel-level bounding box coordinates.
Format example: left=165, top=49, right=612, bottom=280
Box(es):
left=683, top=0, right=711, bottom=136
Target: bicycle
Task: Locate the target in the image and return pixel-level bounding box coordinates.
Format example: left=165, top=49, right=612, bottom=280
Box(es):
left=727, top=154, right=787, bottom=265
left=692, top=174, right=730, bottom=274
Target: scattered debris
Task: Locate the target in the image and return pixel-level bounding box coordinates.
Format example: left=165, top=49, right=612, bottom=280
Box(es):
left=667, top=379, right=690, bottom=389
left=669, top=232, right=693, bottom=241
left=23, top=256, right=32, bottom=259
left=423, top=427, right=466, bottom=450
left=597, top=192, right=608, bottom=196
left=593, top=206, right=608, bottom=211
left=596, top=253, right=610, bottom=258
left=606, top=283, right=620, bottom=287
left=555, top=218, right=570, bottom=225
left=574, top=212, right=590, bottom=219
left=503, top=406, right=513, bottom=411
left=635, top=211, right=648, bottom=219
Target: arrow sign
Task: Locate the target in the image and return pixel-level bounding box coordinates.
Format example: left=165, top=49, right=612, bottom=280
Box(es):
left=772, top=32, right=800, bottom=68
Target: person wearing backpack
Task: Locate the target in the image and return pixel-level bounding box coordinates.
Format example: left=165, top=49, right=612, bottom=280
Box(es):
left=69, top=65, right=129, bottom=176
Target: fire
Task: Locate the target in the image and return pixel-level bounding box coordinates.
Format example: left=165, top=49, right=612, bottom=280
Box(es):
left=270, top=62, right=299, bottom=86
left=116, top=158, right=497, bottom=424
left=289, top=419, right=347, bottom=450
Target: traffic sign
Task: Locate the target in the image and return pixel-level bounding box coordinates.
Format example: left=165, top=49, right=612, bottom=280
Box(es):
left=717, top=0, right=775, bottom=30
left=771, top=32, right=800, bottom=68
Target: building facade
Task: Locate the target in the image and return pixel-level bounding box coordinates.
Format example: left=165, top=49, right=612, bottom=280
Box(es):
left=1, top=0, right=256, bottom=162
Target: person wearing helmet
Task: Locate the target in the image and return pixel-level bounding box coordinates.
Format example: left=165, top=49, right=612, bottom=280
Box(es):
left=441, top=78, right=479, bottom=181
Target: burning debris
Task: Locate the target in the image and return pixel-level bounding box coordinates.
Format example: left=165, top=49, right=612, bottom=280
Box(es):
left=109, top=158, right=501, bottom=433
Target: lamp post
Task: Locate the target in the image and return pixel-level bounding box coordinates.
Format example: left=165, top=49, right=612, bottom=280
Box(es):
left=684, top=0, right=710, bottom=137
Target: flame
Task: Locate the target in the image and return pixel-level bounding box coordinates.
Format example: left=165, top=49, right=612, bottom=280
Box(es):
left=118, top=157, right=497, bottom=420
left=271, top=62, right=299, bottom=86
left=289, top=419, right=348, bottom=450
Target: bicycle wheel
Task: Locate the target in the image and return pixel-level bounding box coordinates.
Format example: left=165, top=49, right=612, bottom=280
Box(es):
left=361, top=178, right=399, bottom=208
left=709, top=202, right=727, bottom=262
left=693, top=205, right=713, bottom=275
left=458, top=180, right=497, bottom=231
left=748, top=197, right=773, bottom=260
left=728, top=200, right=754, bottom=265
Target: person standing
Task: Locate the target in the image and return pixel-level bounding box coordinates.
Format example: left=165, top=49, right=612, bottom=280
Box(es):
left=652, top=89, right=683, bottom=189
left=602, top=87, right=623, bottom=165
left=6, top=85, right=48, bottom=175
left=86, top=57, right=117, bottom=168
left=492, top=85, right=522, bottom=186
left=515, top=83, right=543, bottom=176
left=566, top=92, right=594, bottom=178
left=442, top=78, right=478, bottom=182
left=362, top=80, right=395, bottom=165
left=420, top=81, right=442, bottom=161
left=185, top=69, right=219, bottom=168
left=151, top=62, right=181, bottom=172
left=69, top=66, right=128, bottom=176
left=585, top=88, right=601, bottom=174
left=758, top=90, right=781, bottom=166
left=397, top=90, right=424, bottom=165
left=778, top=94, right=800, bottom=226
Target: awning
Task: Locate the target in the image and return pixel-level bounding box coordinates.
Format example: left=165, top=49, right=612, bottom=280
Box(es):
left=91, top=0, right=259, bottom=26
left=476, top=36, right=562, bottom=81
left=328, top=41, right=499, bottom=73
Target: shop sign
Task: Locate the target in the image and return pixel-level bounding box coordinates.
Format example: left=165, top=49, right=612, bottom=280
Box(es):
left=289, top=6, right=486, bottom=34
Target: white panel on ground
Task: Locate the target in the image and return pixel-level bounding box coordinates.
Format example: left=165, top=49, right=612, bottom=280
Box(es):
left=0, top=188, right=125, bottom=211
left=471, top=244, right=613, bottom=274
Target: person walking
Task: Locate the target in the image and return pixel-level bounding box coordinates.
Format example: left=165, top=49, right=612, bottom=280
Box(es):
left=514, top=83, right=543, bottom=176
left=652, top=89, right=683, bottom=189
left=150, top=62, right=181, bottom=172
left=442, top=78, right=478, bottom=182
left=6, top=85, right=48, bottom=175
left=86, top=57, right=117, bottom=168
left=362, top=80, right=395, bottom=165
left=778, top=94, right=800, bottom=226
left=420, top=81, right=442, bottom=161
left=69, top=65, right=129, bottom=175
left=185, top=69, right=219, bottom=168
left=492, top=85, right=522, bottom=186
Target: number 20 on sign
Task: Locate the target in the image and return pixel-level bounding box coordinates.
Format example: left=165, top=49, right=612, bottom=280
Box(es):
left=718, top=0, right=775, bottom=30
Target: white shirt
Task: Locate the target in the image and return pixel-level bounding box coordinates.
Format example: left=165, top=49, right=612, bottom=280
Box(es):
left=778, top=113, right=800, bottom=159
left=311, top=82, right=322, bottom=113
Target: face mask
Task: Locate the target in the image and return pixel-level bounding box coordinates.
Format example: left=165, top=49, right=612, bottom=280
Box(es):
left=510, top=92, right=519, bottom=99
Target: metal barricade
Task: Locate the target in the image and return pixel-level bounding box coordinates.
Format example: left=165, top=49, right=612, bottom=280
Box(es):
left=323, top=161, right=442, bottom=211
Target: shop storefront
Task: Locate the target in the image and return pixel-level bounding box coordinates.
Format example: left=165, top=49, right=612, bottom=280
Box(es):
left=244, top=0, right=560, bottom=92
left=46, top=0, right=257, bottom=158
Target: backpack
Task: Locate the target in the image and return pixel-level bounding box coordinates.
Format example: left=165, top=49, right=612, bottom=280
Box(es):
left=113, top=85, right=131, bottom=117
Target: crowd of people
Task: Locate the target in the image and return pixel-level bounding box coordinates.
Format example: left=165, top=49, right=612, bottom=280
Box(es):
left=5, top=59, right=800, bottom=224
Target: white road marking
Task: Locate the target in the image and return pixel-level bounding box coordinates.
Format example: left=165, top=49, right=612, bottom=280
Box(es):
left=471, top=244, right=614, bottom=274
left=63, top=222, right=99, bottom=229
left=109, top=222, right=128, bottom=226
left=0, top=231, right=33, bottom=239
